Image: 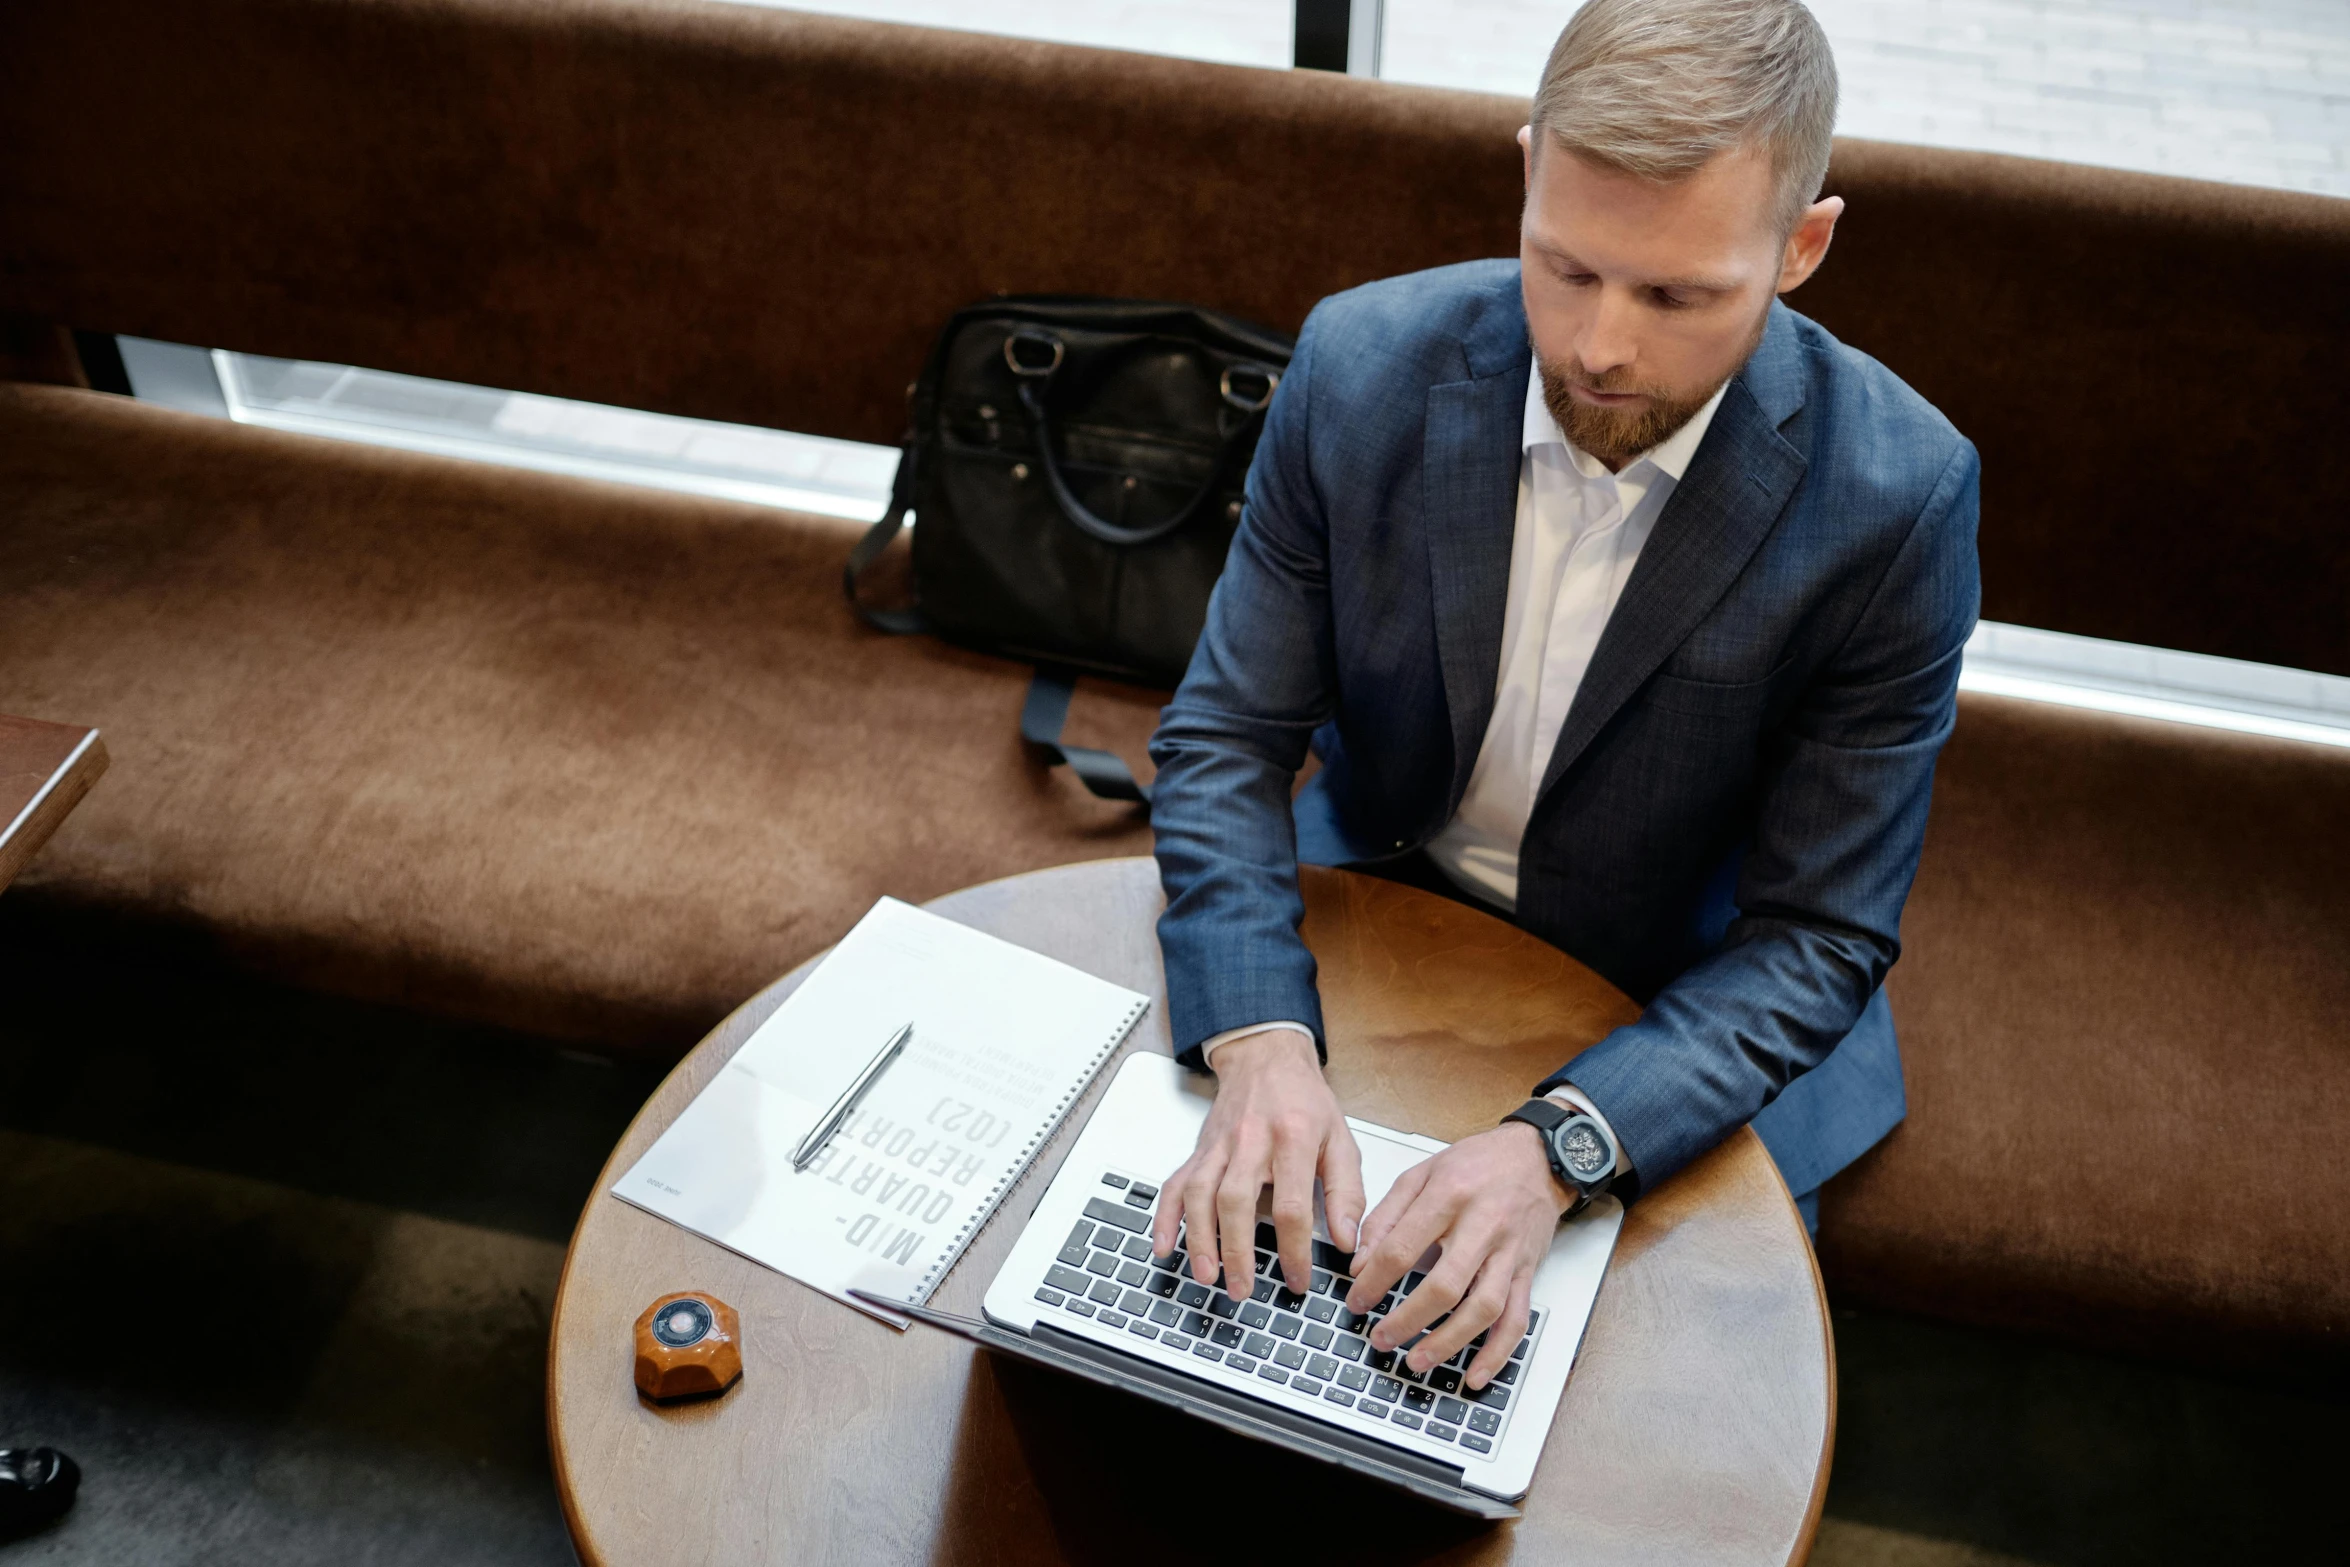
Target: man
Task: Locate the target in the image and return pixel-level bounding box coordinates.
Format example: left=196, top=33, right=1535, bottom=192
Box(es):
left=1145, top=0, right=1978, bottom=1398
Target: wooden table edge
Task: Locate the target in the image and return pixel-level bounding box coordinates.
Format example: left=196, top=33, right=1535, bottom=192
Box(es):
left=1788, top=1174, right=1838, bottom=1567
left=0, top=723, right=107, bottom=892
left=548, top=968, right=803, bottom=1567
left=546, top=1221, right=603, bottom=1567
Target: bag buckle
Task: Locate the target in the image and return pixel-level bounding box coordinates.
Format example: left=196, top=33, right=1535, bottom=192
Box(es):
left=1220, top=362, right=1280, bottom=414
left=1003, top=329, right=1066, bottom=377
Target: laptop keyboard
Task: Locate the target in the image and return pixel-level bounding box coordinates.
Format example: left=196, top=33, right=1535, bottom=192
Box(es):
left=1029, top=1168, right=1543, bottom=1460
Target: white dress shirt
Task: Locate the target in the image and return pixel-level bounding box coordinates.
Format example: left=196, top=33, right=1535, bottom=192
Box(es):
left=1425, top=366, right=1727, bottom=910
left=1200, top=366, right=1729, bottom=1182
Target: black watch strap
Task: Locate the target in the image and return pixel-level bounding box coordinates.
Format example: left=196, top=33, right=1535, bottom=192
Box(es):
left=1502, top=1097, right=1615, bottom=1216
left=1502, top=1097, right=1570, bottom=1135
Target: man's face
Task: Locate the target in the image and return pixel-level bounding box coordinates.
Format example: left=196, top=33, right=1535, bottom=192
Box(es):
left=1518, top=130, right=1840, bottom=468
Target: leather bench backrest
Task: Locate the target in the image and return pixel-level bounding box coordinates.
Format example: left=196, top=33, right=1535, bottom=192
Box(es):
left=1850, top=694, right=2350, bottom=1372
left=4, top=0, right=2346, bottom=675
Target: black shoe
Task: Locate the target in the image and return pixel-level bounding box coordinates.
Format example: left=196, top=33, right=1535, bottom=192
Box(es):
left=0, top=1447, right=80, bottom=1538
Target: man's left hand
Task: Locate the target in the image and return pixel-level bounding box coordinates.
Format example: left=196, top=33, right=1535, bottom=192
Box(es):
left=1341, top=1122, right=1568, bottom=1392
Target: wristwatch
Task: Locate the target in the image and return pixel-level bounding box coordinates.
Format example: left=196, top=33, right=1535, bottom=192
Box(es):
left=1501, top=1098, right=1618, bottom=1218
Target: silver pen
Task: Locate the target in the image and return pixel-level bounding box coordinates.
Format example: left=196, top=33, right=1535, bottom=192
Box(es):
left=791, top=1021, right=915, bottom=1172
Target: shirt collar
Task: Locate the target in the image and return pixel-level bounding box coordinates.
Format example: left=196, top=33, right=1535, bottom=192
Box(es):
left=1523, top=362, right=1730, bottom=482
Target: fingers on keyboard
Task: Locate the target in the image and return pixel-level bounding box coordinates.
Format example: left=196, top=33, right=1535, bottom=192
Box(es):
left=1041, top=1170, right=1514, bottom=1455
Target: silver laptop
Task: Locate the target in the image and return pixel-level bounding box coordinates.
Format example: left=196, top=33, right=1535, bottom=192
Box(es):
left=872, top=1051, right=1621, bottom=1518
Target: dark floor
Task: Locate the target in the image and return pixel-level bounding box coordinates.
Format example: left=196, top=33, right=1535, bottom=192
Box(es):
left=0, top=906, right=2341, bottom=1565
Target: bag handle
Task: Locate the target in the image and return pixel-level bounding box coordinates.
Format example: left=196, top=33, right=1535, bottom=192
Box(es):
left=1005, top=328, right=1277, bottom=549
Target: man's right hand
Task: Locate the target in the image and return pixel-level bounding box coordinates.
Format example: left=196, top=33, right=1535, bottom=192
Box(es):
left=1150, top=1029, right=1367, bottom=1303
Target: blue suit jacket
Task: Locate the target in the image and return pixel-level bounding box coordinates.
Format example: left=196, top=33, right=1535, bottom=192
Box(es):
left=1147, top=261, right=1981, bottom=1200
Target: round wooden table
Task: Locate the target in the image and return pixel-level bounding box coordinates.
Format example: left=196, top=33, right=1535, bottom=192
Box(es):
left=549, top=859, right=1833, bottom=1566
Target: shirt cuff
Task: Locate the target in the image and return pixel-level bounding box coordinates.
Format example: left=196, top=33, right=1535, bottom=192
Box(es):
left=1544, top=1082, right=1635, bottom=1178
left=1200, top=1021, right=1316, bottom=1072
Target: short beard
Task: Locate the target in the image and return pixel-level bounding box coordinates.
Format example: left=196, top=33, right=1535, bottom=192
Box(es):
left=1536, top=309, right=1766, bottom=469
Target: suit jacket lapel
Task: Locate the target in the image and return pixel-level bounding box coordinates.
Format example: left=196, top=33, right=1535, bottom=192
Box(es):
left=1534, top=319, right=1809, bottom=801
left=1422, top=366, right=1529, bottom=805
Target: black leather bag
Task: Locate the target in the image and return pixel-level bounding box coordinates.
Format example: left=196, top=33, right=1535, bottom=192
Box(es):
left=846, top=296, right=1295, bottom=802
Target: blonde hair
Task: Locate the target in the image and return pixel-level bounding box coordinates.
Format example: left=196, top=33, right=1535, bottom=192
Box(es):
left=1531, top=0, right=1838, bottom=234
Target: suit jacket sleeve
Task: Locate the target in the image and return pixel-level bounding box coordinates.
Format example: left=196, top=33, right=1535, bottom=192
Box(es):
left=1545, top=438, right=1983, bottom=1195
left=1147, top=309, right=1342, bottom=1069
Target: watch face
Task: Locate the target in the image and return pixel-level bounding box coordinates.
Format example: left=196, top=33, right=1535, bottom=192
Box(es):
left=1555, top=1121, right=1611, bottom=1182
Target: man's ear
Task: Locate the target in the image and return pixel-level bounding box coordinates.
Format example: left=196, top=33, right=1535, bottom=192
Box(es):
left=1518, top=124, right=1534, bottom=192
left=1776, top=195, right=1844, bottom=294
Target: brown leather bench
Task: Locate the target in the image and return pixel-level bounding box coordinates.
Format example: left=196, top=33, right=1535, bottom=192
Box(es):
left=4, top=0, right=2345, bottom=1373
left=0, top=384, right=1160, bottom=1048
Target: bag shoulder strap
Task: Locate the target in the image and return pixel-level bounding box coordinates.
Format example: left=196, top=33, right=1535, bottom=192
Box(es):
left=1020, top=667, right=1150, bottom=806
left=842, top=409, right=1148, bottom=807
left=842, top=440, right=925, bottom=635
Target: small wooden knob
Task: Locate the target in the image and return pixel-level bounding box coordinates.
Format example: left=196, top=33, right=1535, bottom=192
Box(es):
left=633, top=1293, right=742, bottom=1402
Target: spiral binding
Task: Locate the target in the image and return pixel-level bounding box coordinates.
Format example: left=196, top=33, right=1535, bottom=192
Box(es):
left=910, top=995, right=1149, bottom=1301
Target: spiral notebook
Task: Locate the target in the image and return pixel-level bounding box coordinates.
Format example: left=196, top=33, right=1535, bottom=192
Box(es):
left=612, top=896, right=1149, bottom=1326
